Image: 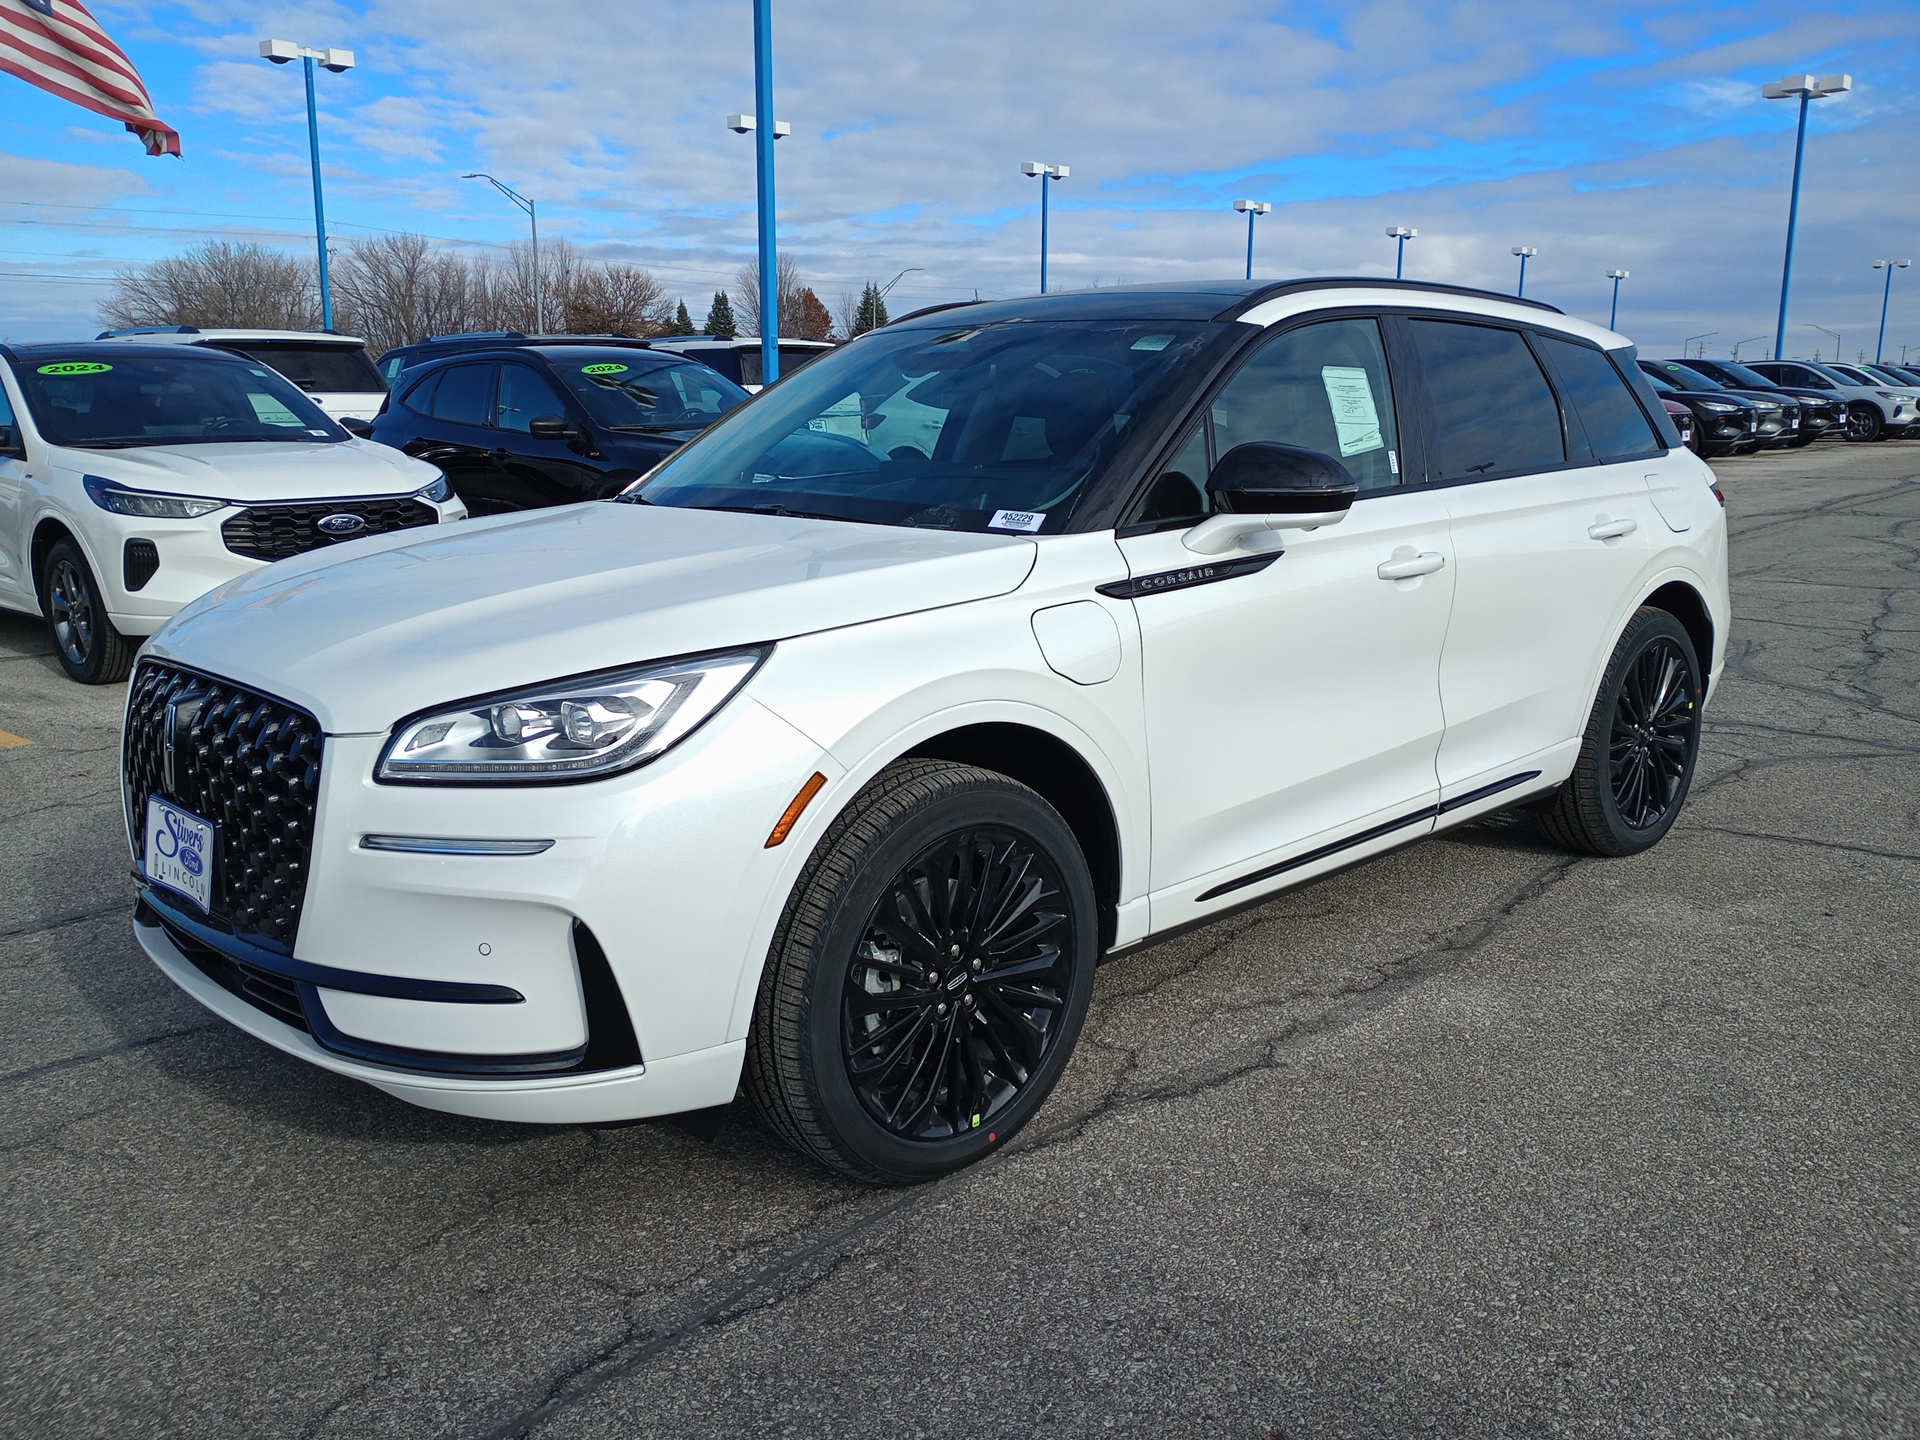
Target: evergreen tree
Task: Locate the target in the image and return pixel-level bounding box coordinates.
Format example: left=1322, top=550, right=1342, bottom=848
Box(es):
left=671, top=300, right=695, bottom=335
left=852, top=281, right=889, bottom=337
left=704, top=290, right=737, bottom=338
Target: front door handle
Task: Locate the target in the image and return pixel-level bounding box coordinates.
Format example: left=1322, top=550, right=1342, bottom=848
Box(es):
left=1587, top=517, right=1638, bottom=541
left=1376, top=551, right=1445, bottom=581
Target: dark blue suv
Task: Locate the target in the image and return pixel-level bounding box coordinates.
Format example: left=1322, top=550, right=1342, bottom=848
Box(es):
left=368, top=342, right=749, bottom=514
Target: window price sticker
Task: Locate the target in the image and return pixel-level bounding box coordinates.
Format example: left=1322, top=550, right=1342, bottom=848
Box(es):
left=988, top=509, right=1047, bottom=533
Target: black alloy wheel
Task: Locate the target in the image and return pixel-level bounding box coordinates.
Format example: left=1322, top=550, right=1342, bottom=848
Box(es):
left=746, top=759, right=1098, bottom=1184
left=1538, top=607, right=1703, bottom=857
left=1846, top=404, right=1884, bottom=442
left=41, top=538, right=134, bottom=684
left=843, top=826, right=1074, bottom=1142
left=1606, top=636, right=1698, bottom=831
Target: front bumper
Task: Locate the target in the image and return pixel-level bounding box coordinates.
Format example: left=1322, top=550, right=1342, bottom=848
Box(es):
left=134, top=691, right=834, bottom=1122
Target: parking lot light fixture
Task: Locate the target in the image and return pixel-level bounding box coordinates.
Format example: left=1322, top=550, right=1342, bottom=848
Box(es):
left=1683, top=331, right=1718, bottom=360
left=1022, top=163, right=1069, bottom=294
left=259, top=39, right=354, bottom=330
left=1511, top=246, right=1538, bottom=298
left=1606, top=269, right=1629, bottom=330
left=726, top=0, right=784, bottom=383
left=1763, top=72, right=1852, bottom=363
left=462, top=174, right=541, bottom=333
left=1801, top=322, right=1840, bottom=362
left=1234, top=201, right=1272, bottom=280
left=1387, top=226, right=1416, bottom=279
left=1731, top=334, right=1769, bottom=362
left=1874, top=260, right=1910, bottom=363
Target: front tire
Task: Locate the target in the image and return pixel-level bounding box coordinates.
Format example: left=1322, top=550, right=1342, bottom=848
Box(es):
left=41, top=539, right=134, bottom=685
left=1846, top=404, right=1885, bottom=443
left=745, top=759, right=1098, bottom=1184
left=1538, top=608, right=1703, bottom=857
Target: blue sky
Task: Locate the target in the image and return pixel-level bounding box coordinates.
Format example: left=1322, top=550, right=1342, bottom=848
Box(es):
left=3, top=0, right=1917, bottom=360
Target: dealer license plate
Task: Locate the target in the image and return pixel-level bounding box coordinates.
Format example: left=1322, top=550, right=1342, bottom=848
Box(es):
left=145, top=796, right=214, bottom=913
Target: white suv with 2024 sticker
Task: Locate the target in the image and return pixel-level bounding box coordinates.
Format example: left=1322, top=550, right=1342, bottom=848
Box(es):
left=125, top=280, right=1727, bottom=1184
left=0, top=342, right=464, bottom=684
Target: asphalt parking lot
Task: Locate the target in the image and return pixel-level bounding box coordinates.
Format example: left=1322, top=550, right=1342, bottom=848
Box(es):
left=4, top=440, right=1919, bottom=1439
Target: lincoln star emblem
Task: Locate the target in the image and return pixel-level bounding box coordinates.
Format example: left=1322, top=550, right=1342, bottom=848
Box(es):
left=316, top=512, right=366, bottom=535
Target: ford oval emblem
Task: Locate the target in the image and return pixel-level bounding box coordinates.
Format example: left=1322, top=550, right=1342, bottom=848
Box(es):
left=316, top=512, right=366, bottom=535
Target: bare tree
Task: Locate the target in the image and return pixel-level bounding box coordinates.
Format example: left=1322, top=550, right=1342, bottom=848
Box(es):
left=732, top=255, right=806, bottom=337
left=102, top=241, right=318, bottom=331
left=564, top=262, right=674, bottom=336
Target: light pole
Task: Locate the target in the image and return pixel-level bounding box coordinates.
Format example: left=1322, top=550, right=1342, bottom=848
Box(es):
left=1802, top=323, right=1840, bottom=362
left=1022, top=163, right=1069, bottom=293
left=1762, top=72, right=1851, bottom=364
left=1731, top=335, right=1769, bottom=362
left=1606, top=269, right=1629, bottom=330
left=1387, top=226, right=1416, bottom=279
left=1873, top=259, right=1910, bottom=362
left=1234, top=200, right=1271, bottom=280
left=463, top=174, right=541, bottom=333
left=719, top=0, right=786, bottom=383
left=1511, top=246, right=1537, bottom=298
left=1682, top=331, right=1718, bottom=360
left=259, top=40, right=354, bottom=331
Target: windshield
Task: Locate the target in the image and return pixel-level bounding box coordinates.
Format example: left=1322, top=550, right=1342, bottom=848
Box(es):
left=222, top=341, right=385, bottom=393
left=1707, top=361, right=1777, bottom=388
left=1654, top=362, right=1723, bottom=390
left=16, top=353, right=345, bottom=447
left=547, top=349, right=749, bottom=430
left=1642, top=372, right=1678, bottom=393
left=630, top=319, right=1212, bottom=533
left=1864, top=365, right=1917, bottom=387
left=1828, top=364, right=1879, bottom=386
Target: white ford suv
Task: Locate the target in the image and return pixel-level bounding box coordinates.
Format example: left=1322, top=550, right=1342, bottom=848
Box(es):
left=124, top=280, right=1728, bottom=1183
left=0, top=342, right=465, bottom=683
left=97, top=327, right=392, bottom=422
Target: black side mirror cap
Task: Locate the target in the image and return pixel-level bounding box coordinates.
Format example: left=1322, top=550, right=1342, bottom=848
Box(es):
left=529, top=413, right=573, bottom=439
left=339, top=417, right=375, bottom=438
left=1206, top=441, right=1359, bottom=516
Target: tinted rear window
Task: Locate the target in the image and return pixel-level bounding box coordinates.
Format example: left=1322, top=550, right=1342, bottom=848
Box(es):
left=1536, top=337, right=1661, bottom=460
left=426, top=363, right=495, bottom=426
left=1406, top=320, right=1564, bottom=480
left=225, top=342, right=385, bottom=393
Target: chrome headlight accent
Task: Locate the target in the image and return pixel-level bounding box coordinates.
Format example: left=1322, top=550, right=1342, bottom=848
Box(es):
left=415, top=473, right=451, bottom=503
left=376, top=647, right=769, bottom=784
left=82, top=475, right=224, bottom=519
left=1698, top=401, right=1739, bottom=413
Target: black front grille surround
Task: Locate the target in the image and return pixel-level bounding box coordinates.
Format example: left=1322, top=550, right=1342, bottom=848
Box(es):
left=221, top=495, right=435, bottom=562
left=124, top=661, right=323, bottom=950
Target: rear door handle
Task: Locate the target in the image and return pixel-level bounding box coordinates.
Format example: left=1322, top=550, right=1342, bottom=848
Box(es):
left=1587, top=517, right=1638, bottom=541
left=1376, top=551, right=1445, bottom=581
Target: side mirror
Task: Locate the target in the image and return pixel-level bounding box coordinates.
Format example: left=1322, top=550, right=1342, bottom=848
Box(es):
left=339, top=417, right=375, bottom=438
left=529, top=413, right=573, bottom=440
left=1183, top=442, right=1359, bottom=556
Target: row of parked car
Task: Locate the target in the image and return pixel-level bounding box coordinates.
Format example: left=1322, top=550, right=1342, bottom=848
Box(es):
left=1642, top=355, right=1920, bottom=455
left=2, top=308, right=1914, bottom=686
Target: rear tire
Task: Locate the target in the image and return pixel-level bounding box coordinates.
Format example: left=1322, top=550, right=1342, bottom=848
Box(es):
left=1846, top=404, right=1884, bottom=442
left=745, top=759, right=1098, bottom=1184
left=40, top=539, right=134, bottom=685
left=1538, top=608, right=1703, bottom=857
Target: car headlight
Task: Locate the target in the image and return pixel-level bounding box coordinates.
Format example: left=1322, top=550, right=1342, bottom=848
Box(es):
left=376, top=647, right=769, bottom=784
left=415, top=473, right=451, bottom=504
left=1699, top=401, right=1740, bottom=413
left=1876, top=390, right=1899, bottom=400
left=82, top=475, right=224, bottom=519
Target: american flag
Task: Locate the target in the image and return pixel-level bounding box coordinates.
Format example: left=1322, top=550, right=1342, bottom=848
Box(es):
left=0, top=0, right=180, bottom=156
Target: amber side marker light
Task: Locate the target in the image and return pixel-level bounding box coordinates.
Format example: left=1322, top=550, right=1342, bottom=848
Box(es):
left=766, top=772, right=828, bottom=847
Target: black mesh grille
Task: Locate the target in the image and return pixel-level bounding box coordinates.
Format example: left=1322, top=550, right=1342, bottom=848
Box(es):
left=221, top=496, right=434, bottom=562
left=123, top=539, right=159, bottom=591
left=125, top=662, right=324, bottom=951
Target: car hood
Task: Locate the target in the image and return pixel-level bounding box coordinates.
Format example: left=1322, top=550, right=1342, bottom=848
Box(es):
left=146, top=502, right=1039, bottom=732
left=51, top=437, right=438, bottom=504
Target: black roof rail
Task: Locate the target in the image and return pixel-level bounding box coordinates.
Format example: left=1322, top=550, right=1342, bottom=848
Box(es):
left=421, top=330, right=528, bottom=343
left=888, top=300, right=985, bottom=327
left=95, top=325, right=202, bottom=339
left=1218, top=277, right=1564, bottom=319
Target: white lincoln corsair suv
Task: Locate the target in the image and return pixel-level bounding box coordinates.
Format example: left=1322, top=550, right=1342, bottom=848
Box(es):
left=123, top=279, right=1728, bottom=1183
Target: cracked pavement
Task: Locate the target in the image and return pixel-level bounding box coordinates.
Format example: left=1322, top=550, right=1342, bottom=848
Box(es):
left=4, top=441, right=1918, bottom=1438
